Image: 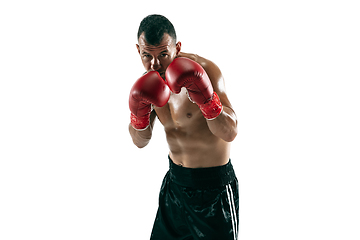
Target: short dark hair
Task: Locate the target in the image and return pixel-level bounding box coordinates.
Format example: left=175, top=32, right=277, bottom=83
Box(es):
left=137, top=14, right=177, bottom=46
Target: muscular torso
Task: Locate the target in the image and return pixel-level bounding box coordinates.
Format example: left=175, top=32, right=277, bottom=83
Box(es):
left=153, top=53, right=231, bottom=168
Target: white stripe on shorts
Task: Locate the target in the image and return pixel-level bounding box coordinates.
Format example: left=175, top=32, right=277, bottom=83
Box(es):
left=226, top=184, right=238, bottom=239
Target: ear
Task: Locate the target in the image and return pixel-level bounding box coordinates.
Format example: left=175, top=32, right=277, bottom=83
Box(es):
left=176, top=42, right=182, bottom=55
left=136, top=44, right=140, bottom=54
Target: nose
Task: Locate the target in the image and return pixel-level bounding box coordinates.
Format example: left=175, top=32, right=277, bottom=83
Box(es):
left=151, top=57, right=161, bottom=71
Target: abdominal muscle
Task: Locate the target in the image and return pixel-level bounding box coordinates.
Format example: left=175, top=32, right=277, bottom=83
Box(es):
left=154, top=88, right=231, bottom=168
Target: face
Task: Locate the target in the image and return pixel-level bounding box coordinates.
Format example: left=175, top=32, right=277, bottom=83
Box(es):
left=136, top=33, right=181, bottom=79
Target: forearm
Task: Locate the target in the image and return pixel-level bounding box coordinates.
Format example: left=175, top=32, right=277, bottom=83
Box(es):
left=128, top=110, right=156, bottom=148
left=128, top=124, right=152, bottom=148
left=206, top=106, right=238, bottom=142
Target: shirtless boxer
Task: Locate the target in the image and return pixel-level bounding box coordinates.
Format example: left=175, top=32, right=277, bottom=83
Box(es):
left=129, top=15, right=239, bottom=239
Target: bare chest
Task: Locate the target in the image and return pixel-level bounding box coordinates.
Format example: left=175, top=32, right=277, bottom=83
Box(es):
left=154, top=88, right=206, bottom=130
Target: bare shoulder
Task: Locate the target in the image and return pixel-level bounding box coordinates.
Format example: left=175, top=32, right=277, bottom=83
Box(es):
left=178, top=52, right=216, bottom=68
left=177, top=52, right=198, bottom=61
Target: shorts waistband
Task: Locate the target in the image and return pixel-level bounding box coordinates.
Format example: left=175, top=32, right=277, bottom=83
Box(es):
left=168, top=156, right=236, bottom=189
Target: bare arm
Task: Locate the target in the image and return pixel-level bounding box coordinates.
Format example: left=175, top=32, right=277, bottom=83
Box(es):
left=128, top=110, right=157, bottom=148
left=200, top=57, right=238, bottom=142
left=206, top=105, right=238, bottom=142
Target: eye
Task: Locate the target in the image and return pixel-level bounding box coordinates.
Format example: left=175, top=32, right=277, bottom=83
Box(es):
left=160, top=54, right=168, bottom=57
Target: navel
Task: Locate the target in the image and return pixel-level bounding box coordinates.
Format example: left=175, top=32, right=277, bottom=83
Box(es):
left=186, top=113, right=192, bottom=118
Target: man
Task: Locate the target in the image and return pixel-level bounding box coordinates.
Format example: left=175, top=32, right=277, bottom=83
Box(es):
left=129, top=15, right=239, bottom=240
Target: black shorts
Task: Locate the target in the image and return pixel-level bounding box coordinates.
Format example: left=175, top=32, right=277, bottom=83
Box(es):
left=150, top=156, right=239, bottom=240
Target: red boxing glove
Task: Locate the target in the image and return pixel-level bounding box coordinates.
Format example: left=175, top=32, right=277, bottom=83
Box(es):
left=129, top=71, right=170, bottom=130
left=165, top=57, right=223, bottom=119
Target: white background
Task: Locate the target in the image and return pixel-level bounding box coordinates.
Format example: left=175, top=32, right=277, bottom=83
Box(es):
left=1, top=0, right=359, bottom=239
